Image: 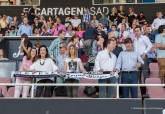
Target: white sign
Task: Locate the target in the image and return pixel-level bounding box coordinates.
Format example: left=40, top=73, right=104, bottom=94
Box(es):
left=23, top=7, right=109, bottom=16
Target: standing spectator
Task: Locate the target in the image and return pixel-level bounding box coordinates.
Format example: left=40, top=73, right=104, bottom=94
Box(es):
left=137, top=12, right=146, bottom=25
left=82, top=7, right=91, bottom=30
left=83, top=23, right=97, bottom=56
left=117, top=5, right=126, bottom=25
left=28, top=5, right=37, bottom=25
left=49, top=30, right=66, bottom=59
left=133, top=26, right=152, bottom=96
left=55, top=42, right=68, bottom=85
left=14, top=48, right=37, bottom=98
left=155, top=25, right=165, bottom=84
left=152, top=12, right=165, bottom=31
left=30, top=45, right=58, bottom=97
left=56, top=42, right=68, bottom=74
left=143, top=25, right=155, bottom=43
left=109, top=7, right=118, bottom=25
left=64, top=44, right=86, bottom=97
left=127, top=7, right=137, bottom=26
left=115, top=38, right=144, bottom=98
left=94, top=38, right=117, bottom=98
left=17, top=17, right=32, bottom=36
left=19, top=33, right=32, bottom=57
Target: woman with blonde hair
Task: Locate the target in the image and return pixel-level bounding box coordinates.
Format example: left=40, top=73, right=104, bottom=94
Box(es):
left=64, top=44, right=86, bottom=97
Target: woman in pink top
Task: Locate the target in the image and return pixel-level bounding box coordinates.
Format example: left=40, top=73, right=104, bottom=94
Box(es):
left=76, top=25, right=85, bottom=39
left=14, top=48, right=37, bottom=98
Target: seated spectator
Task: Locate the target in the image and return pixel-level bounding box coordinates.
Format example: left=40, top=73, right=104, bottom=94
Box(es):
left=65, top=16, right=72, bottom=28
left=46, top=16, right=53, bottom=29
left=152, top=11, right=165, bottom=31
left=7, top=26, right=17, bottom=36
left=33, top=27, right=40, bottom=36
left=14, top=48, right=37, bottom=98
left=56, top=17, right=66, bottom=31
left=118, top=23, right=130, bottom=44
left=117, top=18, right=129, bottom=30
left=30, top=45, right=58, bottom=97
left=90, top=15, right=99, bottom=28
left=64, top=44, right=86, bottom=97
left=65, top=24, right=75, bottom=37
left=108, top=24, right=119, bottom=38
left=99, top=14, right=109, bottom=29
left=76, top=25, right=85, bottom=39
left=41, top=26, right=51, bottom=36
left=51, top=22, right=59, bottom=36
left=143, top=25, right=155, bottom=43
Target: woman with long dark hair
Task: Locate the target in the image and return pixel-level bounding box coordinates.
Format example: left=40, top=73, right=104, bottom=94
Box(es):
left=14, top=47, right=37, bottom=98
left=30, top=45, right=58, bottom=97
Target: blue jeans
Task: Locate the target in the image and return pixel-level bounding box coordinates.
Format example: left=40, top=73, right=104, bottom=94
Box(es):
left=121, top=71, right=138, bottom=98
left=98, top=77, right=117, bottom=98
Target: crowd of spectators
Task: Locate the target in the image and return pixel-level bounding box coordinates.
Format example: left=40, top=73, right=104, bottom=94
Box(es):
left=0, top=5, right=165, bottom=98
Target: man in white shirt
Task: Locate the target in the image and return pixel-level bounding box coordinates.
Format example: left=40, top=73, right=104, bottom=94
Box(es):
left=133, top=26, right=152, bottom=96
left=151, top=12, right=165, bottom=31
left=94, top=38, right=117, bottom=98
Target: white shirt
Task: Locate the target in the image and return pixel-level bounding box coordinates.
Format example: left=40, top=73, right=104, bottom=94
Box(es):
left=134, top=35, right=152, bottom=55
left=65, top=58, right=82, bottom=73
left=94, top=49, right=117, bottom=72
left=70, top=19, right=81, bottom=28
left=151, top=18, right=165, bottom=30
left=119, top=30, right=130, bottom=38
left=30, top=58, right=58, bottom=72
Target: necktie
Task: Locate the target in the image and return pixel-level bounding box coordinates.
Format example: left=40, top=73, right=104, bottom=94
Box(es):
left=109, top=52, right=111, bottom=58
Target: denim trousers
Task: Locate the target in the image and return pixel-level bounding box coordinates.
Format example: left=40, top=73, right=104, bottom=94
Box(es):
left=98, top=77, right=117, bottom=98
left=121, top=71, right=138, bottom=98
